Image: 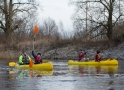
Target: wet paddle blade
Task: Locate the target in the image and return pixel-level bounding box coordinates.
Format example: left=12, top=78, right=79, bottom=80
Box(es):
left=9, top=62, right=16, bottom=66
left=29, top=60, right=33, bottom=67
left=34, top=25, right=39, bottom=34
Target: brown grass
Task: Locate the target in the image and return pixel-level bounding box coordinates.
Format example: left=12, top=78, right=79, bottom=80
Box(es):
left=0, top=34, right=122, bottom=60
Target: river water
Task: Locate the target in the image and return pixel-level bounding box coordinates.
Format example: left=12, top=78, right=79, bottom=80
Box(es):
left=0, top=59, right=124, bottom=90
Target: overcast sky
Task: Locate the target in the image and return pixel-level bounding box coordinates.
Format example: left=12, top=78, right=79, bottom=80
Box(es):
left=37, top=0, right=75, bottom=30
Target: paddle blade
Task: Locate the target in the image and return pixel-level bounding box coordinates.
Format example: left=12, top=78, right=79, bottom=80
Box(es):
left=34, top=25, right=38, bottom=34
left=9, top=62, right=16, bottom=66
left=29, top=60, right=33, bottom=67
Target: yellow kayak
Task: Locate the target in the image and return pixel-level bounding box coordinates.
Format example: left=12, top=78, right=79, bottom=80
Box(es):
left=68, top=59, right=118, bottom=65
left=14, top=62, right=53, bottom=70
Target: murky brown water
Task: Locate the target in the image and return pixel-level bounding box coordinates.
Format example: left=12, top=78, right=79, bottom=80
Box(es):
left=0, top=60, right=124, bottom=90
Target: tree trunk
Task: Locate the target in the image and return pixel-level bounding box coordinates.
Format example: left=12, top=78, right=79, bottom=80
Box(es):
left=4, top=0, right=13, bottom=42
left=4, top=30, right=13, bottom=44
left=107, top=0, right=113, bottom=41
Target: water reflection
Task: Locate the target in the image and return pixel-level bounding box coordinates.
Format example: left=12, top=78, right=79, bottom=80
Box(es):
left=68, top=65, right=120, bottom=90
left=9, top=69, right=53, bottom=79
left=68, top=65, right=118, bottom=77
left=1, top=60, right=124, bottom=90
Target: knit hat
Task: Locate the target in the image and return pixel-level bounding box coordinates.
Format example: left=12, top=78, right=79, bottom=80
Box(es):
left=37, top=53, right=41, bottom=56
left=97, top=50, right=100, bottom=54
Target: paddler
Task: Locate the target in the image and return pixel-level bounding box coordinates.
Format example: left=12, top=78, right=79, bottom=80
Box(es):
left=32, top=50, right=42, bottom=64
left=18, top=51, right=31, bottom=65
left=78, top=49, right=86, bottom=61
left=95, top=50, right=101, bottom=62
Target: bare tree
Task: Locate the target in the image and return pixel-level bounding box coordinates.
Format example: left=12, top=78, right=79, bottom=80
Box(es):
left=70, top=0, right=124, bottom=41
left=42, top=17, right=58, bottom=36
left=58, top=21, right=66, bottom=39
left=0, top=0, right=39, bottom=42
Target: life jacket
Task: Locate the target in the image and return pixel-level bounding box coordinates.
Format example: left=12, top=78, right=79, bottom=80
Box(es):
left=95, top=54, right=101, bottom=61
left=35, top=56, right=41, bottom=63
left=22, top=54, right=29, bottom=63
left=78, top=51, right=85, bottom=60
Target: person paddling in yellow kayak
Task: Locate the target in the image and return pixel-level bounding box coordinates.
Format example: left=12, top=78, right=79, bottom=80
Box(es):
left=32, top=50, right=42, bottom=64
left=78, top=49, right=86, bottom=61
left=18, top=51, right=31, bottom=65
left=95, top=50, right=101, bottom=62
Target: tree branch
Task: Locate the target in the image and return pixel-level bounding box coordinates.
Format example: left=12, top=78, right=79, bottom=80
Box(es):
left=0, top=20, right=5, bottom=30
left=112, top=14, right=122, bottom=27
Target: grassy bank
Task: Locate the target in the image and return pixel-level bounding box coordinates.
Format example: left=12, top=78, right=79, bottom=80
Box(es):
left=0, top=37, right=121, bottom=60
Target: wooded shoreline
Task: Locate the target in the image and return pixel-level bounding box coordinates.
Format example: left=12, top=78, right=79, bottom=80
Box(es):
left=1, top=41, right=124, bottom=60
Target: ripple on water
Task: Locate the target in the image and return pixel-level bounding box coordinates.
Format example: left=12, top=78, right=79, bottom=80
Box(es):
left=0, top=60, right=124, bottom=90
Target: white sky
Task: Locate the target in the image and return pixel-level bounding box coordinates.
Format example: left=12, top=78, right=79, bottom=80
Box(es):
left=37, top=0, right=75, bottom=30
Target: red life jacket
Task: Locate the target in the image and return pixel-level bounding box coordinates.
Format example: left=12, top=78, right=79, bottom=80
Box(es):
left=35, top=56, right=41, bottom=62
left=78, top=51, right=85, bottom=60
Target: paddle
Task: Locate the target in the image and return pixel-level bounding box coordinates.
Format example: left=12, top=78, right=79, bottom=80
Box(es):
left=29, top=59, right=33, bottom=67
left=29, top=25, right=39, bottom=67
left=9, top=62, right=16, bottom=66
left=33, top=25, right=38, bottom=50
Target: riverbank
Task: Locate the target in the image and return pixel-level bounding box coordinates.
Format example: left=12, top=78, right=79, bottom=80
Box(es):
left=0, top=42, right=124, bottom=60
left=42, top=42, right=124, bottom=60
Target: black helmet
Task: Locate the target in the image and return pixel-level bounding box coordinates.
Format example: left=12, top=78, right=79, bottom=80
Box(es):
left=37, top=53, right=41, bottom=56
left=97, top=50, right=100, bottom=54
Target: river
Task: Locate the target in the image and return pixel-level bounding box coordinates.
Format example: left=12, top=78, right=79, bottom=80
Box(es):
left=0, top=59, right=124, bottom=90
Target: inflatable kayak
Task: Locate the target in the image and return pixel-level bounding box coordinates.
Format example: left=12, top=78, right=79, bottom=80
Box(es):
left=68, top=59, right=118, bottom=65
left=9, top=61, right=53, bottom=70
left=15, top=62, right=53, bottom=70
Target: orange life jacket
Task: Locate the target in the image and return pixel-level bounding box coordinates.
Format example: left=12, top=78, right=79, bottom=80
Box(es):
left=95, top=54, right=101, bottom=61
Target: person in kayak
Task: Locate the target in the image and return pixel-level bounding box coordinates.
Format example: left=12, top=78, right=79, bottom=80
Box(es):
left=18, top=51, right=31, bottom=65
left=95, top=50, right=101, bottom=62
left=78, top=49, right=86, bottom=61
left=32, top=50, right=42, bottom=64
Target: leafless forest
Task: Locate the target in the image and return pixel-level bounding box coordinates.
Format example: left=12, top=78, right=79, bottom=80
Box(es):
left=0, top=0, right=124, bottom=59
